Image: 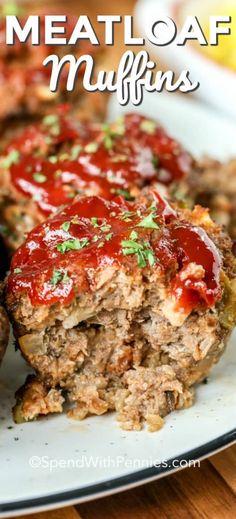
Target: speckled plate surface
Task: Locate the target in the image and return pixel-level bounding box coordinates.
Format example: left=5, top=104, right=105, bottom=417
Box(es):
left=0, top=93, right=236, bottom=517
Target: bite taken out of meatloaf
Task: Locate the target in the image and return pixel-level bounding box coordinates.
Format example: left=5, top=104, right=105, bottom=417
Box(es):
left=7, top=190, right=236, bottom=431
left=0, top=111, right=192, bottom=252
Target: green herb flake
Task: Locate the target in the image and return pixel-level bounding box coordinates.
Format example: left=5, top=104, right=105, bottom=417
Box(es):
left=121, top=211, right=134, bottom=222
left=33, top=173, right=47, bottom=184
left=140, top=119, right=157, bottom=135
left=137, top=213, right=159, bottom=230
left=50, top=269, right=70, bottom=286
left=122, top=238, right=155, bottom=269
left=61, top=221, right=71, bottom=232
left=100, top=224, right=111, bottom=232
left=43, top=114, right=59, bottom=127
left=130, top=230, right=138, bottom=241
left=105, top=233, right=113, bottom=241
left=104, top=135, right=113, bottom=150
left=91, top=217, right=99, bottom=228
left=92, top=235, right=100, bottom=242
left=152, top=154, right=159, bottom=169
left=121, top=240, right=144, bottom=253
left=111, top=189, right=134, bottom=201
left=13, top=268, right=22, bottom=274
left=70, top=145, right=81, bottom=160
left=0, top=150, right=20, bottom=169
left=49, top=155, right=58, bottom=164
left=56, top=238, right=89, bottom=254
left=112, top=118, right=125, bottom=137
left=84, top=142, right=99, bottom=154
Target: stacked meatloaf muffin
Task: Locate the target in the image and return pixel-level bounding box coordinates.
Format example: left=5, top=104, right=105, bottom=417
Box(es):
left=6, top=190, right=236, bottom=431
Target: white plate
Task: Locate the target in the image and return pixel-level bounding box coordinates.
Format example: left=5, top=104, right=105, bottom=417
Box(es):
left=135, top=0, right=236, bottom=120
left=0, top=93, right=236, bottom=517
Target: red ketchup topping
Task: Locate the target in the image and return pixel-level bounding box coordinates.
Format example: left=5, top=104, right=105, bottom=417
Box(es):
left=4, top=113, right=193, bottom=216
left=8, top=192, right=222, bottom=313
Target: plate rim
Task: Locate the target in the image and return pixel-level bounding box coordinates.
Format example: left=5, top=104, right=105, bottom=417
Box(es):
left=1, top=428, right=235, bottom=517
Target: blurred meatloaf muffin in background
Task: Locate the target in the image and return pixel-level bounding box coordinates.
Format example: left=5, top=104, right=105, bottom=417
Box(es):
left=0, top=111, right=192, bottom=251
left=0, top=278, right=9, bottom=366
left=189, top=157, right=236, bottom=241
left=7, top=190, right=236, bottom=431
left=0, top=6, right=108, bottom=126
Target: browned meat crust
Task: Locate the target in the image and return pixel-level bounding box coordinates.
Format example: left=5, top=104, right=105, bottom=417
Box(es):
left=7, top=192, right=236, bottom=431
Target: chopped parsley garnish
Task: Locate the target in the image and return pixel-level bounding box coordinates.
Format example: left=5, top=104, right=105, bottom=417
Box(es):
left=140, top=119, right=157, bottom=135
left=61, top=221, right=71, bottom=232
left=91, top=217, right=99, bottom=228
left=121, top=211, right=135, bottom=222
left=42, top=114, right=60, bottom=137
left=43, top=115, right=59, bottom=126
left=70, top=145, right=81, bottom=160
left=33, top=173, right=47, bottom=184
left=1, top=150, right=20, bottom=169
left=130, top=230, right=138, bottom=241
left=49, top=155, right=58, bottom=164
left=50, top=269, right=70, bottom=286
left=101, top=118, right=125, bottom=150
left=90, top=219, right=111, bottom=233
left=100, top=224, right=111, bottom=232
left=122, top=234, right=156, bottom=268
left=152, top=154, right=159, bottom=169
left=56, top=238, right=89, bottom=253
left=13, top=268, right=22, bottom=274
left=111, top=188, right=134, bottom=201
left=84, top=142, right=99, bottom=154
left=105, top=233, right=113, bottom=241
left=137, top=213, right=159, bottom=230
left=122, top=240, right=143, bottom=252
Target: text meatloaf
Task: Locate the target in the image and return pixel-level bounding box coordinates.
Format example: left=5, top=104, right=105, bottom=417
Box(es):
left=0, top=112, right=192, bottom=251
left=7, top=191, right=236, bottom=431
left=0, top=9, right=108, bottom=125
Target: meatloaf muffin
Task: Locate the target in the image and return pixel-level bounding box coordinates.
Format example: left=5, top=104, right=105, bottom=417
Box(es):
left=0, top=283, right=9, bottom=365
left=7, top=190, right=236, bottom=431
left=0, top=9, right=108, bottom=126
left=189, top=158, right=236, bottom=241
left=0, top=111, right=192, bottom=251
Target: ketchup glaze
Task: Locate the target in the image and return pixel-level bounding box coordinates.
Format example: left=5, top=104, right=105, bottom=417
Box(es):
left=3, top=112, right=193, bottom=216
left=8, top=191, right=222, bottom=313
